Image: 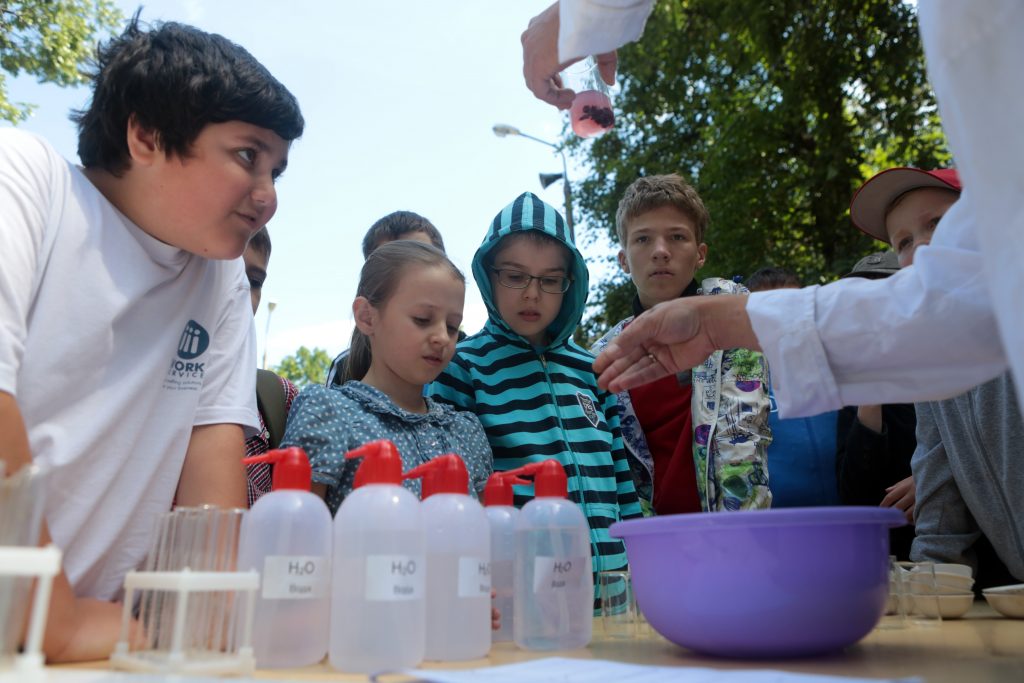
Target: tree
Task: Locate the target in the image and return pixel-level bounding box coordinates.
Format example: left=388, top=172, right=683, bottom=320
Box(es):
left=570, top=0, right=950, bottom=341
left=273, top=346, right=332, bottom=389
left=1, top=0, right=123, bottom=123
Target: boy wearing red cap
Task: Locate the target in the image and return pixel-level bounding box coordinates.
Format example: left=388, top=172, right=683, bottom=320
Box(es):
left=850, top=167, right=961, bottom=269
left=850, top=168, right=1022, bottom=587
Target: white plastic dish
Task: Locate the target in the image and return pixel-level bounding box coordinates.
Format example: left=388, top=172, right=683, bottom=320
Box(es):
left=982, top=584, right=1024, bottom=618
left=912, top=593, right=975, bottom=619
left=933, top=563, right=972, bottom=578
left=900, top=566, right=974, bottom=593
left=934, top=572, right=974, bottom=591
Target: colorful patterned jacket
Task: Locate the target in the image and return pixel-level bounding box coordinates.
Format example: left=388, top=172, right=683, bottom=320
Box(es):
left=591, top=277, right=772, bottom=513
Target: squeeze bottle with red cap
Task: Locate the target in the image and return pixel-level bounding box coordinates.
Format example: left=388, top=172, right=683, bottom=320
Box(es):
left=505, top=459, right=593, bottom=651
left=403, top=455, right=491, bottom=661
left=484, top=471, right=527, bottom=642
left=237, top=447, right=332, bottom=668
left=330, top=439, right=425, bottom=673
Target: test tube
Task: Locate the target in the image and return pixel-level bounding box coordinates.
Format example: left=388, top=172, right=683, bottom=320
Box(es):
left=215, top=509, right=245, bottom=654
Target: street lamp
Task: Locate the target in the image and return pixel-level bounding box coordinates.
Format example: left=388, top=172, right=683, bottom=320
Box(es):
left=262, top=298, right=278, bottom=370
left=492, top=124, right=574, bottom=239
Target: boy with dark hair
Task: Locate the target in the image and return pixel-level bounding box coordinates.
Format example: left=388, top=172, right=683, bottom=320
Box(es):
left=0, top=16, right=302, bottom=660
left=431, top=192, right=642, bottom=591
left=592, top=174, right=771, bottom=515
left=747, top=269, right=839, bottom=509
left=833, top=250, right=916, bottom=559
left=745, top=266, right=801, bottom=293
left=326, top=210, right=452, bottom=387
left=243, top=227, right=299, bottom=504
left=360, top=210, right=446, bottom=259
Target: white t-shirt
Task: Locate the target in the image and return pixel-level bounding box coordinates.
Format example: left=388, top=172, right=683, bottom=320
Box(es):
left=0, top=129, right=260, bottom=600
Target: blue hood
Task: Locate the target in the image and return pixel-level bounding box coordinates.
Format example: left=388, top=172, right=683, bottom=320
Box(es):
left=471, top=192, right=589, bottom=349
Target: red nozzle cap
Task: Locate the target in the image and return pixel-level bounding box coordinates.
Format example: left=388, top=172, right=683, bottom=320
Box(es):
left=242, top=447, right=311, bottom=492
left=483, top=472, right=530, bottom=507
left=403, top=455, right=468, bottom=499
left=345, top=439, right=403, bottom=486
left=504, top=459, right=567, bottom=498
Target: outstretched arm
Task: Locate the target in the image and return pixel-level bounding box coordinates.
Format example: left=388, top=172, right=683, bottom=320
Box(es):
left=594, top=294, right=757, bottom=393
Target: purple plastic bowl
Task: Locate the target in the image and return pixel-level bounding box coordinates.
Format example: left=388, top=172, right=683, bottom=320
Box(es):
left=610, top=507, right=906, bottom=658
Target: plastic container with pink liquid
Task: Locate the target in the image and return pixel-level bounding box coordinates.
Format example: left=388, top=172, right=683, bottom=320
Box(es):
left=561, top=57, right=615, bottom=138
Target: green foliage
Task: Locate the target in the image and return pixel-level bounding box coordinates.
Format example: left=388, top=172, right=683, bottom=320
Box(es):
left=273, top=346, right=332, bottom=389
left=572, top=0, right=951, bottom=340
left=0, top=0, right=122, bottom=123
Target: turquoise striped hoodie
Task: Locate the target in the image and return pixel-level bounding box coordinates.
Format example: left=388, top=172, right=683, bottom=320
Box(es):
left=431, top=192, right=642, bottom=580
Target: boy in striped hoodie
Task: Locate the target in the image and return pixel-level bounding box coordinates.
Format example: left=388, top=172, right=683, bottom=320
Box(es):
left=431, top=192, right=642, bottom=585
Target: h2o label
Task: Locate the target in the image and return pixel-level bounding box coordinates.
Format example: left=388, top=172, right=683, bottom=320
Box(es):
left=458, top=557, right=491, bottom=598
left=261, top=555, right=329, bottom=600
left=533, top=556, right=587, bottom=593
left=365, top=554, right=425, bottom=601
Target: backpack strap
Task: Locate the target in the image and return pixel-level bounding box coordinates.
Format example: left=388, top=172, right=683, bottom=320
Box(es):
left=256, top=369, right=288, bottom=449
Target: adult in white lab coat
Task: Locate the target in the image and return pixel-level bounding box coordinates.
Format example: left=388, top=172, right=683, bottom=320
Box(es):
left=521, top=1, right=1024, bottom=418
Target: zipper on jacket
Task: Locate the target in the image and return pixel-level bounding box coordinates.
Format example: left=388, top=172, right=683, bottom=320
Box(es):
left=698, top=353, right=723, bottom=512
left=539, top=351, right=603, bottom=574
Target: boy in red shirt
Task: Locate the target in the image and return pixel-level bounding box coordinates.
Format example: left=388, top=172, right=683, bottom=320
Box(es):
left=592, top=175, right=771, bottom=514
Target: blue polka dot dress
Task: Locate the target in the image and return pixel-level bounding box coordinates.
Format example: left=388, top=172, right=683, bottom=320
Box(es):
left=280, top=381, right=493, bottom=514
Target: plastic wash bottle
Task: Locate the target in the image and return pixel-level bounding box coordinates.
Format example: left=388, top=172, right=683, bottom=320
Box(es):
left=237, top=447, right=332, bottom=668
left=483, top=471, right=527, bottom=643
left=403, top=455, right=491, bottom=661
left=329, top=440, right=425, bottom=673
left=505, top=459, right=593, bottom=651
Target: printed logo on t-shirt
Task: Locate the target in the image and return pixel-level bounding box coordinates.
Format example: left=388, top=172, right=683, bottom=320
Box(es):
left=177, top=320, right=210, bottom=359
left=576, top=391, right=601, bottom=428
left=163, top=319, right=209, bottom=392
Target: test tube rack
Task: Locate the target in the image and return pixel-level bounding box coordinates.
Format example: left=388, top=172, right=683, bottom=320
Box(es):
left=111, top=568, right=259, bottom=676
left=0, top=545, right=61, bottom=675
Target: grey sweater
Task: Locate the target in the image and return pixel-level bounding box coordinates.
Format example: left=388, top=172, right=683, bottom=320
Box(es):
left=910, top=372, right=1024, bottom=581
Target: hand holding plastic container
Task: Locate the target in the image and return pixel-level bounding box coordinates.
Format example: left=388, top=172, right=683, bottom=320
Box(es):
left=484, top=471, right=528, bottom=643
left=505, top=460, right=593, bottom=651
left=404, top=455, right=492, bottom=661
left=560, top=56, right=615, bottom=138
left=330, top=440, right=425, bottom=674
left=237, top=448, right=332, bottom=669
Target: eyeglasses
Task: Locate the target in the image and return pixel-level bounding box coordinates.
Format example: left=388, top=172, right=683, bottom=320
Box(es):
left=490, top=268, right=571, bottom=294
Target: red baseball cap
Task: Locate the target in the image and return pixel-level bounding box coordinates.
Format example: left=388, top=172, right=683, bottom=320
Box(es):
left=850, top=167, right=961, bottom=243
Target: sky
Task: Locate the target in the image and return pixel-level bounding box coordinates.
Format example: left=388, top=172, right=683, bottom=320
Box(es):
left=5, top=0, right=615, bottom=368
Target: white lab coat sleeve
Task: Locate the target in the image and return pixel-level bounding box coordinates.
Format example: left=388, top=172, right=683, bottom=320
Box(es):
left=918, top=0, right=1024, bottom=413
left=748, top=191, right=1006, bottom=417
left=558, top=0, right=656, bottom=63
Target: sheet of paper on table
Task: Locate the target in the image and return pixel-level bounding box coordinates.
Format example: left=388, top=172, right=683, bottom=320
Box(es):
left=393, top=657, right=923, bottom=683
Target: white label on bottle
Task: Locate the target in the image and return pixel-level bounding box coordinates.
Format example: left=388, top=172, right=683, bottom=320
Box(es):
left=365, top=554, right=425, bottom=601
left=458, top=557, right=491, bottom=598
left=533, top=556, right=587, bottom=594
left=261, top=555, right=328, bottom=600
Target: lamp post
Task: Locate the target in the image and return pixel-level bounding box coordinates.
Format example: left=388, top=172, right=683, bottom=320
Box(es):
left=492, top=124, right=574, bottom=239
left=262, top=299, right=278, bottom=370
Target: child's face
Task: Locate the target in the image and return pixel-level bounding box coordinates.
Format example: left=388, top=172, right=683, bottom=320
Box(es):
left=884, top=187, right=959, bottom=268
left=365, top=264, right=465, bottom=389
left=140, top=121, right=289, bottom=260
left=618, top=205, right=707, bottom=309
left=242, top=244, right=269, bottom=315
left=489, top=238, right=568, bottom=347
